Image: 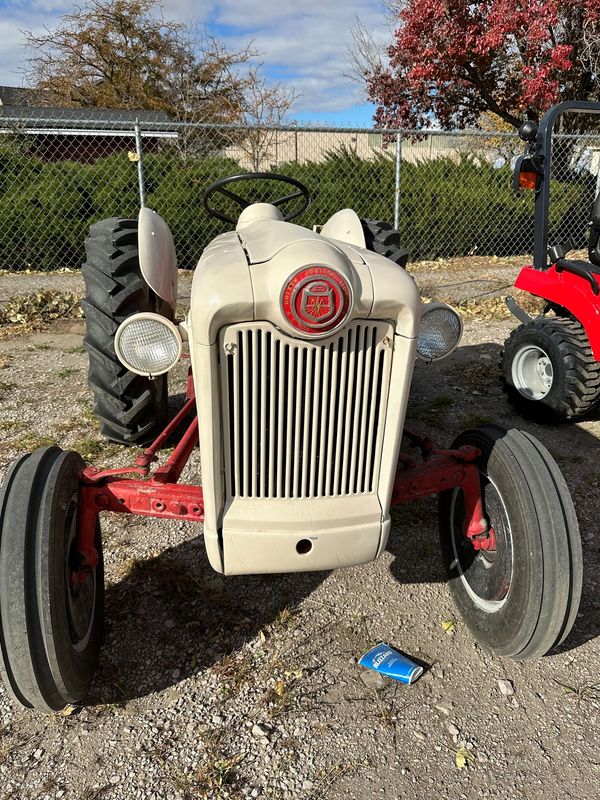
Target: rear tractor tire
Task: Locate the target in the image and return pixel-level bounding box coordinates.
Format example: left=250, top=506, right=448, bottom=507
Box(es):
left=82, top=217, right=171, bottom=446
left=501, top=316, right=600, bottom=421
left=0, top=448, right=104, bottom=711
left=361, top=219, right=408, bottom=268
left=438, top=425, right=582, bottom=660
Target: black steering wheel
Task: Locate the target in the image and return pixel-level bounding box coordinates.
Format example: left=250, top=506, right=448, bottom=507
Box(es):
left=203, top=172, right=311, bottom=224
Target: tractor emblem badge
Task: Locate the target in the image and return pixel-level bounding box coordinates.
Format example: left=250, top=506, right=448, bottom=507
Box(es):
left=282, top=266, right=352, bottom=335
left=301, top=281, right=334, bottom=319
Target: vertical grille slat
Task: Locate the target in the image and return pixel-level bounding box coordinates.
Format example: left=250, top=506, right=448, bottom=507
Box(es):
left=276, top=341, right=285, bottom=498
left=221, top=321, right=393, bottom=500
left=252, top=329, right=259, bottom=498
left=315, top=344, right=331, bottom=498
left=242, top=329, right=251, bottom=497
left=348, top=325, right=366, bottom=494
left=285, top=346, right=295, bottom=498
left=354, top=325, right=372, bottom=494
left=293, top=348, right=306, bottom=498
left=305, top=347, right=319, bottom=497
left=325, top=339, right=342, bottom=497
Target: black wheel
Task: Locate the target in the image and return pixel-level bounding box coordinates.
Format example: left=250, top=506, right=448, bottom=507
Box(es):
left=361, top=219, right=408, bottom=267
left=0, top=447, right=104, bottom=711
left=501, top=316, right=600, bottom=421
left=438, top=425, right=582, bottom=660
left=82, top=217, right=170, bottom=445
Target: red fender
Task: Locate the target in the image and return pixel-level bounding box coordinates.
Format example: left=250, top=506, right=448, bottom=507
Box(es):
left=515, top=265, right=600, bottom=360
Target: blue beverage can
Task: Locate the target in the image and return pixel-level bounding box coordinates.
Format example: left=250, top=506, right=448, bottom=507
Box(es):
left=358, top=642, right=424, bottom=685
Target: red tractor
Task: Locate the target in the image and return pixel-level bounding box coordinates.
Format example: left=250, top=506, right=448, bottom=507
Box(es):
left=503, top=101, right=600, bottom=420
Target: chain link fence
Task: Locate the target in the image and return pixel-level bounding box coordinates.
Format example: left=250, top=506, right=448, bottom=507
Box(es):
left=546, top=131, right=600, bottom=254
left=0, top=109, right=598, bottom=271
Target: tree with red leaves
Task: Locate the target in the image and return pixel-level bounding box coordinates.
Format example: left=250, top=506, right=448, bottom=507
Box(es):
left=366, top=0, right=600, bottom=130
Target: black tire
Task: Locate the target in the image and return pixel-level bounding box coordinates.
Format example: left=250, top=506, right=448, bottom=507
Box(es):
left=361, top=219, right=408, bottom=268
left=0, top=448, right=104, bottom=711
left=438, top=425, right=582, bottom=660
left=82, top=217, right=170, bottom=445
left=501, top=316, right=600, bottom=421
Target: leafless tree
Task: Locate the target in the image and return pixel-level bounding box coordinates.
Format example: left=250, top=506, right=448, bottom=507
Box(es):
left=237, top=74, right=298, bottom=171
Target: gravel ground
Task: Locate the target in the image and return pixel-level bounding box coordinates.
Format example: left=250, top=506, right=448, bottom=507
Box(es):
left=0, top=268, right=599, bottom=800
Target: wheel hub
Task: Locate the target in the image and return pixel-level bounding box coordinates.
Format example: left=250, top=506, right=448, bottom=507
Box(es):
left=450, top=476, right=513, bottom=613
left=511, top=344, right=554, bottom=400
left=65, top=501, right=97, bottom=653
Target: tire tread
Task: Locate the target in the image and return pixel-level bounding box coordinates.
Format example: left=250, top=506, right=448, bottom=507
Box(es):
left=82, top=217, right=168, bottom=445
left=501, top=316, right=600, bottom=420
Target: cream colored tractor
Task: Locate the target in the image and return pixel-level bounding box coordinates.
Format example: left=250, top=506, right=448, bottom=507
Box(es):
left=0, top=173, right=582, bottom=711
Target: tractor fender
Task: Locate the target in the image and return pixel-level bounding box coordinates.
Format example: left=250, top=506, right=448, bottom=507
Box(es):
left=515, top=265, right=600, bottom=359
left=138, top=207, right=178, bottom=313
left=319, top=208, right=367, bottom=248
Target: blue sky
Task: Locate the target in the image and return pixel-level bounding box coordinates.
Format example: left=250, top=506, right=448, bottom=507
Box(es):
left=0, top=0, right=390, bottom=126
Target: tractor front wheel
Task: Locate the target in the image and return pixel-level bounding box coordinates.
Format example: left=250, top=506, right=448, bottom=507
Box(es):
left=438, top=425, right=581, bottom=660
left=501, top=316, right=600, bottom=420
left=0, top=448, right=104, bottom=711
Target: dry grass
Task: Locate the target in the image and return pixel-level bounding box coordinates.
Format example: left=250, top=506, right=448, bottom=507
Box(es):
left=410, top=254, right=525, bottom=274
left=455, top=290, right=546, bottom=321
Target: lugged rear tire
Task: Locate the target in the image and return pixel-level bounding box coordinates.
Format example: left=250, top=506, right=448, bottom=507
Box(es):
left=361, top=219, right=408, bottom=268
left=501, top=316, right=600, bottom=421
left=82, top=217, right=169, bottom=445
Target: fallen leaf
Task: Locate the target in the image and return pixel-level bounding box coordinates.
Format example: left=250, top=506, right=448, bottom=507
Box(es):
left=455, top=747, right=475, bottom=769
left=57, top=705, right=77, bottom=717
left=441, top=619, right=455, bottom=632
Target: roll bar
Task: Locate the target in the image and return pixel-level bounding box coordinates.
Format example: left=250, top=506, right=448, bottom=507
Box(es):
left=531, top=101, right=600, bottom=269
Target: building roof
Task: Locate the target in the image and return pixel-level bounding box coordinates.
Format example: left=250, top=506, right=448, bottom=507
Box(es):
left=0, top=85, right=172, bottom=129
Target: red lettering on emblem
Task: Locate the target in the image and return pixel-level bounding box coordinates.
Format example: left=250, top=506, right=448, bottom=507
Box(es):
left=281, top=267, right=352, bottom=335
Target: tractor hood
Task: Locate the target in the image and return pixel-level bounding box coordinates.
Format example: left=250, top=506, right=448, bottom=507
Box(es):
left=189, top=209, right=420, bottom=346
left=236, top=210, right=365, bottom=268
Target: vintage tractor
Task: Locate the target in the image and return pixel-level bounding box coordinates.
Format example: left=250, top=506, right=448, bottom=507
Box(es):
left=503, top=101, right=600, bottom=420
left=0, top=174, right=582, bottom=712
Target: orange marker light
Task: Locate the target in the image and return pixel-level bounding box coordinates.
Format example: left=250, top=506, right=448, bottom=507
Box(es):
left=518, top=170, right=538, bottom=190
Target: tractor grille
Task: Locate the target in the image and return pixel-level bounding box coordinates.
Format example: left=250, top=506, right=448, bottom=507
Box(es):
left=220, top=320, right=394, bottom=499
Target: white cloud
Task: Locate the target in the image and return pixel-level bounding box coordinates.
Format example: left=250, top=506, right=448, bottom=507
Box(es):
left=0, top=0, right=390, bottom=120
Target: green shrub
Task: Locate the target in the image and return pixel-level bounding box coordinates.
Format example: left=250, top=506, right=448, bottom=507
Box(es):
left=0, top=144, right=594, bottom=269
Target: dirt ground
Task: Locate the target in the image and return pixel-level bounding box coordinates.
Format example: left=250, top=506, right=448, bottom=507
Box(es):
left=0, top=263, right=599, bottom=800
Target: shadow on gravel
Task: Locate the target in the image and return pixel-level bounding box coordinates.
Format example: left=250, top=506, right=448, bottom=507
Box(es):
left=94, top=527, right=450, bottom=707
left=93, top=537, right=330, bottom=705
left=91, top=341, right=600, bottom=704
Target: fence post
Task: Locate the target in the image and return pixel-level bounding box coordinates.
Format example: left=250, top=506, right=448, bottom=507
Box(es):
left=394, top=131, right=402, bottom=230
left=134, top=119, right=146, bottom=209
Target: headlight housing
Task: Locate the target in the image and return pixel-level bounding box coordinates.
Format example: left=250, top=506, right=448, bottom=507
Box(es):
left=417, top=302, right=463, bottom=362
left=115, top=312, right=183, bottom=377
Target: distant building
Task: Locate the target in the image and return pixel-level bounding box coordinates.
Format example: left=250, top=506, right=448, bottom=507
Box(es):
left=0, top=85, right=177, bottom=162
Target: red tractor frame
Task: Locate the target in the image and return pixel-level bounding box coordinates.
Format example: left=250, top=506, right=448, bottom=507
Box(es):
left=74, top=373, right=493, bottom=588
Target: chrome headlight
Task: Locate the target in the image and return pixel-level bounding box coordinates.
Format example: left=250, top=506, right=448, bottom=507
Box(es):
left=417, top=303, right=463, bottom=362
left=115, top=312, right=183, bottom=376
